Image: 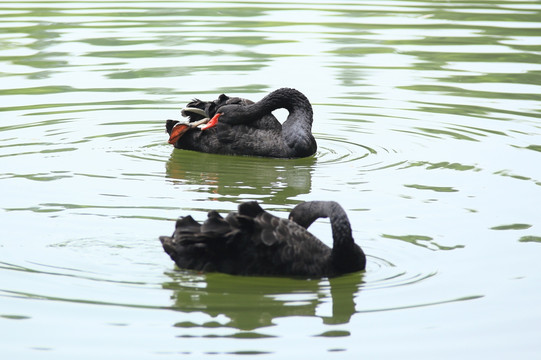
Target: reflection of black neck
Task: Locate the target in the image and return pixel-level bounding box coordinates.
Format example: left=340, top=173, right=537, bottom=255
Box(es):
left=324, top=273, right=364, bottom=325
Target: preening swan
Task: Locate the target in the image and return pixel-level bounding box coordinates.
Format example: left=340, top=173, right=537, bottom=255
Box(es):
left=159, top=201, right=366, bottom=277
left=166, top=88, right=317, bottom=158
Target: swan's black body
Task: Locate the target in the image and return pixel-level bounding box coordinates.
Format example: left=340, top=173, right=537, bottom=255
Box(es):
left=159, top=201, right=365, bottom=277
left=166, top=88, right=317, bottom=158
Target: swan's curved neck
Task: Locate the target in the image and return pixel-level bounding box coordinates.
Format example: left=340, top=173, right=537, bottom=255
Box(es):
left=246, top=88, right=313, bottom=125
left=290, top=201, right=354, bottom=249
left=289, top=201, right=365, bottom=273
left=327, top=204, right=355, bottom=251
left=246, top=88, right=315, bottom=156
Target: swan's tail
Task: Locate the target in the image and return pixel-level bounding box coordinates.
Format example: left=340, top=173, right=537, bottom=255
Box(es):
left=159, top=211, right=241, bottom=271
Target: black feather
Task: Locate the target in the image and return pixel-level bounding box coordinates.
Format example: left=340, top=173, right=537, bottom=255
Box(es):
left=166, top=88, right=317, bottom=159
left=159, top=201, right=366, bottom=277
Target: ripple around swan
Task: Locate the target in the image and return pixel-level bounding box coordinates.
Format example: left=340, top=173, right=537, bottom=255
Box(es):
left=159, top=252, right=478, bottom=328
left=364, top=254, right=437, bottom=291
left=315, top=134, right=407, bottom=171
left=316, top=135, right=374, bottom=164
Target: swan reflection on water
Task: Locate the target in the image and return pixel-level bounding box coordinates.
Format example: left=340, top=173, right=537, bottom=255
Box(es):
left=162, top=270, right=364, bottom=332
left=165, top=150, right=315, bottom=204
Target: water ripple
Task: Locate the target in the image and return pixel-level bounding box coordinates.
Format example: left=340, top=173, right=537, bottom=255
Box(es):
left=316, top=135, right=374, bottom=164
left=315, top=134, right=407, bottom=172
left=366, top=254, right=437, bottom=290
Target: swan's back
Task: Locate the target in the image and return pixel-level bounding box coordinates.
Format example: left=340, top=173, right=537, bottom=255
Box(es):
left=160, top=202, right=333, bottom=276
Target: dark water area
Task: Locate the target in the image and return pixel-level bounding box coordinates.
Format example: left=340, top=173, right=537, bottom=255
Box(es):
left=1, top=1, right=541, bottom=359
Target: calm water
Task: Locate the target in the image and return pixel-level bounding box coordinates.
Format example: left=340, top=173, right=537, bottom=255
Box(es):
left=1, top=0, right=541, bottom=358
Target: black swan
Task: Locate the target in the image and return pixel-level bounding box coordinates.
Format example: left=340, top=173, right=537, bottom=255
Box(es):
left=166, top=88, right=317, bottom=158
left=159, top=201, right=366, bottom=277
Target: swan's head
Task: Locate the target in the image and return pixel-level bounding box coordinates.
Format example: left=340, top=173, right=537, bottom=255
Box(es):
left=199, top=103, right=250, bottom=131
left=169, top=95, right=234, bottom=142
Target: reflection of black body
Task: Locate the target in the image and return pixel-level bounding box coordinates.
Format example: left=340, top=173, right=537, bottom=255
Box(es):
left=166, top=88, right=317, bottom=158
left=165, top=150, right=314, bottom=204
left=160, top=201, right=366, bottom=277
left=163, top=271, right=363, bottom=331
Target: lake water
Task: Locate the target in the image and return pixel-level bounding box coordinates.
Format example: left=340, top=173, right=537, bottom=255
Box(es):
left=1, top=0, right=541, bottom=358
